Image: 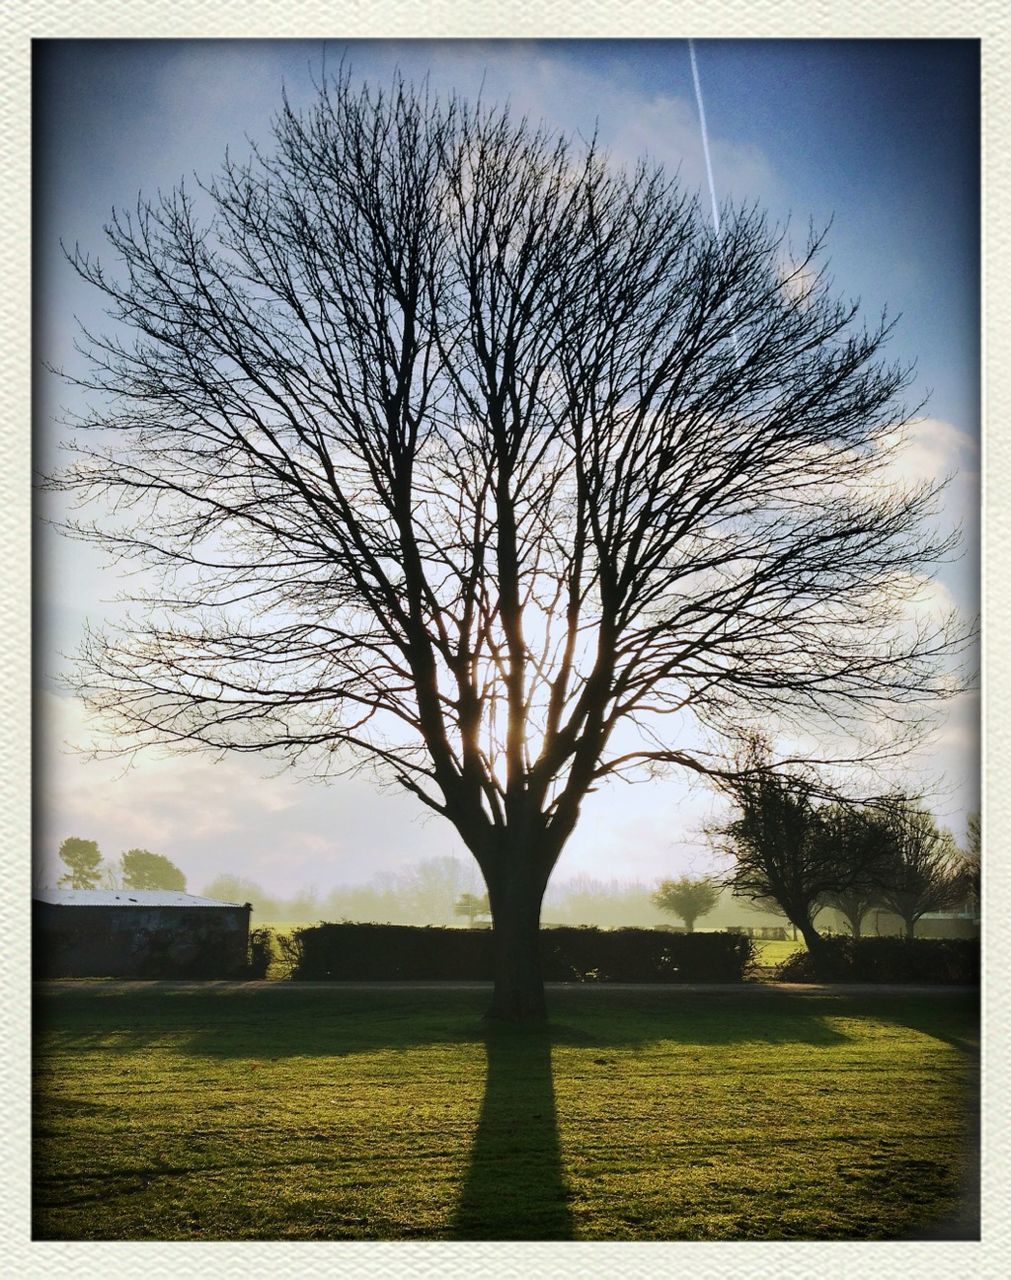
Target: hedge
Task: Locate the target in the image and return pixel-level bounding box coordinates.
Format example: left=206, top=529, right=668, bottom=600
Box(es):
left=246, top=927, right=276, bottom=979
left=538, top=926, right=754, bottom=982
left=288, top=922, right=755, bottom=983
left=776, top=935, right=980, bottom=984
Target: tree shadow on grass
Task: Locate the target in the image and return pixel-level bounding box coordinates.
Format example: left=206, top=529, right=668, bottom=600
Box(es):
left=452, top=1026, right=572, bottom=1240
left=861, top=989, right=980, bottom=1055
left=34, top=984, right=854, bottom=1242
left=861, top=990, right=980, bottom=1241
left=34, top=983, right=860, bottom=1059
left=34, top=984, right=979, bottom=1241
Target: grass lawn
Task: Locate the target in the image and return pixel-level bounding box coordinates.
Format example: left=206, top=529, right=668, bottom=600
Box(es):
left=750, top=938, right=806, bottom=969
left=33, top=982, right=978, bottom=1242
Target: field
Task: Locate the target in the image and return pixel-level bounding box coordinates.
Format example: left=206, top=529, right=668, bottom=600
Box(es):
left=33, top=982, right=979, bottom=1242
left=750, top=938, right=806, bottom=969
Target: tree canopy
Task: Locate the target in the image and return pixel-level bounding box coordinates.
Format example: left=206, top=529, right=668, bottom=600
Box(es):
left=54, top=71, right=965, bottom=1018
left=56, top=836, right=102, bottom=890
left=651, top=876, right=721, bottom=932
left=121, top=849, right=187, bottom=892
left=812, top=803, right=893, bottom=938
left=871, top=801, right=963, bottom=937
left=710, top=747, right=897, bottom=966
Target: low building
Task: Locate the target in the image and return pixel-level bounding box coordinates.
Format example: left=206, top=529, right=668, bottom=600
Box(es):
left=868, top=907, right=980, bottom=940
left=33, top=889, right=251, bottom=979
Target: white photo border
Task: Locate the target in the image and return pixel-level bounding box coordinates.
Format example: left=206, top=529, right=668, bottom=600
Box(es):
left=4, top=4, right=1004, bottom=1275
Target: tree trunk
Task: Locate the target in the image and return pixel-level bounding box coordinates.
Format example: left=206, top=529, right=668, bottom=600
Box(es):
left=796, top=918, right=823, bottom=955
left=485, top=856, right=550, bottom=1023
left=793, top=915, right=832, bottom=979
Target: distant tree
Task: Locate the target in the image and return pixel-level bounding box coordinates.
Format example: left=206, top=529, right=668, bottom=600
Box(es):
left=97, top=860, right=123, bottom=891
left=542, top=875, right=659, bottom=928
left=812, top=804, right=892, bottom=939
left=403, top=857, right=474, bottom=925
left=454, top=892, right=490, bottom=927
left=966, top=812, right=980, bottom=859
left=958, top=812, right=981, bottom=917
left=202, top=874, right=282, bottom=918
left=32, top=859, right=50, bottom=894
left=872, top=802, right=964, bottom=938
left=57, top=836, right=102, bottom=889
left=281, top=887, right=322, bottom=923
left=203, top=873, right=259, bottom=904
left=324, top=881, right=400, bottom=925
left=712, top=744, right=889, bottom=971
left=121, top=848, right=187, bottom=891
left=651, top=876, right=720, bottom=932
left=818, top=885, right=878, bottom=939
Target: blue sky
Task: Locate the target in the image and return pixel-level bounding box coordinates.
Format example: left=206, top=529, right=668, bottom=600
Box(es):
left=34, top=39, right=980, bottom=896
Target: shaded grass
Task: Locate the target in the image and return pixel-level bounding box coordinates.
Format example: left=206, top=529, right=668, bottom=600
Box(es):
left=33, top=983, right=978, bottom=1241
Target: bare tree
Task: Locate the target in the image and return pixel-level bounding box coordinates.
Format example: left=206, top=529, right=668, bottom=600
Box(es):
left=52, top=71, right=963, bottom=1019
left=814, top=803, right=892, bottom=938
left=966, top=811, right=980, bottom=860
left=819, top=885, right=877, bottom=940
left=711, top=746, right=897, bottom=968
left=873, top=801, right=963, bottom=937
left=652, top=876, right=721, bottom=932
left=957, top=811, right=981, bottom=919
left=97, top=860, right=123, bottom=891
left=712, top=764, right=832, bottom=962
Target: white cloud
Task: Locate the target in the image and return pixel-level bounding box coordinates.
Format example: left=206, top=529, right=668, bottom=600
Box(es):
left=883, top=416, right=978, bottom=489
left=777, top=253, right=820, bottom=309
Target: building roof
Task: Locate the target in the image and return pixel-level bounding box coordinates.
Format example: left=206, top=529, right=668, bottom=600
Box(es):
left=33, top=889, right=247, bottom=909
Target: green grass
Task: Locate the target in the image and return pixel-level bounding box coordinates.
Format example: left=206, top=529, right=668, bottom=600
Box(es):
left=251, top=922, right=305, bottom=980
left=752, top=938, right=807, bottom=969
left=33, top=983, right=978, bottom=1241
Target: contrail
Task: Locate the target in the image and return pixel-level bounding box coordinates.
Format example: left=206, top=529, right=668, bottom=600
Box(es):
left=688, top=39, right=743, bottom=367
left=689, top=38, right=723, bottom=239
